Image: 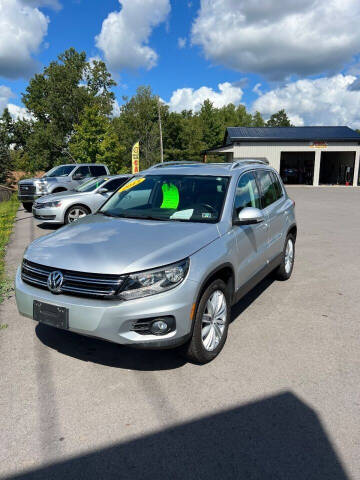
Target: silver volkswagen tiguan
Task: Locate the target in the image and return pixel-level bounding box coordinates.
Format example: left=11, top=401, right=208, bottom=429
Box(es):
left=15, top=160, right=296, bottom=364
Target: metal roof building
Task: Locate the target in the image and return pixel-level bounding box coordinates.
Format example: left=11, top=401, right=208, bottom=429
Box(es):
left=206, top=127, right=360, bottom=186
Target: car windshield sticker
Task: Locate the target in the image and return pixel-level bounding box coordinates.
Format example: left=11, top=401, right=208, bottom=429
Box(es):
left=202, top=212, right=212, bottom=219
left=160, top=183, right=180, bottom=209
left=170, top=209, right=194, bottom=220
left=119, top=177, right=145, bottom=193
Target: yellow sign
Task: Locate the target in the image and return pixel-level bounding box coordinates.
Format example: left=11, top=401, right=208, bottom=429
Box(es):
left=132, top=141, right=140, bottom=174
left=119, top=177, right=145, bottom=193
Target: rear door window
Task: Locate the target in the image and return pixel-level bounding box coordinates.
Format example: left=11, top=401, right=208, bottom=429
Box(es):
left=257, top=170, right=279, bottom=208
left=90, top=165, right=107, bottom=177
left=271, top=172, right=284, bottom=199
left=74, top=166, right=91, bottom=178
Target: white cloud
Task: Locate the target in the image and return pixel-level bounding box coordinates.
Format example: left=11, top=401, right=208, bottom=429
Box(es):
left=178, top=37, right=187, bottom=49
left=168, top=82, right=243, bottom=112
left=23, top=0, right=61, bottom=10
left=0, top=0, right=50, bottom=79
left=0, top=86, right=14, bottom=112
left=112, top=99, right=121, bottom=117
left=192, top=0, right=360, bottom=80
left=7, top=104, right=33, bottom=121
left=95, top=0, right=171, bottom=72
left=0, top=85, right=33, bottom=120
left=252, top=83, right=262, bottom=95
left=252, top=74, right=360, bottom=128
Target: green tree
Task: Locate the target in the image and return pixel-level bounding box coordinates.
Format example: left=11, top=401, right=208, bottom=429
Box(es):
left=0, top=109, right=12, bottom=183
left=20, top=48, right=116, bottom=171
left=163, top=110, right=205, bottom=162
left=97, top=125, right=126, bottom=174
left=252, top=111, right=265, bottom=127
left=266, top=109, right=293, bottom=127
left=113, top=86, right=164, bottom=169
left=199, top=100, right=222, bottom=148
left=69, top=105, right=109, bottom=163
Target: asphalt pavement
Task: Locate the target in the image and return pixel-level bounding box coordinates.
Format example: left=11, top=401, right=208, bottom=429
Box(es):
left=0, top=187, right=359, bottom=479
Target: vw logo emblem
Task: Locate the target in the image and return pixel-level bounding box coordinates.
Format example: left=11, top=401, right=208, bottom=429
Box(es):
left=47, top=271, right=64, bottom=294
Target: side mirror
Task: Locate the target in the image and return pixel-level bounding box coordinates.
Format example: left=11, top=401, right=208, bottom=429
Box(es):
left=98, top=187, right=109, bottom=194
left=234, top=207, right=264, bottom=225
left=72, top=173, right=84, bottom=180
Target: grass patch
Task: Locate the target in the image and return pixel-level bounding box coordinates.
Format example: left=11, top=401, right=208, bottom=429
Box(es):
left=0, top=194, right=19, bottom=304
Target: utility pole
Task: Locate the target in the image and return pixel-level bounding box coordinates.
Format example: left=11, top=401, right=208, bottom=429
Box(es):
left=157, top=96, right=164, bottom=163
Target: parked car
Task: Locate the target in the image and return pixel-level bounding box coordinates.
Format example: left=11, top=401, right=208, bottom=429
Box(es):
left=18, top=163, right=110, bottom=212
left=15, top=160, right=296, bottom=364
left=32, top=175, right=132, bottom=224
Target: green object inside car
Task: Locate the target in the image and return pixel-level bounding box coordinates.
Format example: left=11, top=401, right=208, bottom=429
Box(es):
left=160, top=183, right=180, bottom=209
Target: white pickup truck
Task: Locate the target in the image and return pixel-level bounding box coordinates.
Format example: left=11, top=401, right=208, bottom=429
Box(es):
left=18, top=163, right=109, bottom=211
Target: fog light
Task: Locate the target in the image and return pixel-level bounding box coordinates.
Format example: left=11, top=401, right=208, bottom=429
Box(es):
left=151, top=319, right=169, bottom=335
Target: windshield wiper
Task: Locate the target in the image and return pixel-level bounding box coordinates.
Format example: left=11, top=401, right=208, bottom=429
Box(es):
left=137, top=215, right=169, bottom=221
left=97, top=211, right=117, bottom=218
left=112, top=213, right=168, bottom=221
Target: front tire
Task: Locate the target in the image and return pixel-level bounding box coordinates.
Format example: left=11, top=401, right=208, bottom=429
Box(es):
left=274, top=233, right=295, bottom=280
left=182, top=279, right=230, bottom=364
left=64, top=204, right=90, bottom=224
left=22, top=202, right=33, bottom=212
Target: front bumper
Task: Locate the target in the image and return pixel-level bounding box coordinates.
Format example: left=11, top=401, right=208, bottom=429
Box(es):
left=18, top=193, right=42, bottom=203
left=15, top=267, right=198, bottom=349
left=32, top=205, right=64, bottom=223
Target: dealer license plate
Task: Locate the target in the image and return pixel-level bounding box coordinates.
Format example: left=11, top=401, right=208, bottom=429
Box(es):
left=33, top=300, right=69, bottom=330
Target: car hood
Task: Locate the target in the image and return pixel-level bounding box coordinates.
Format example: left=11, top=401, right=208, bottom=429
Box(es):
left=18, top=178, right=40, bottom=185
left=24, top=215, right=220, bottom=274
left=36, top=191, right=85, bottom=203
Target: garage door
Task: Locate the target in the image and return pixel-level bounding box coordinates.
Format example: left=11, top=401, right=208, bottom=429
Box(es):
left=280, top=152, right=315, bottom=185
left=319, top=152, right=355, bottom=185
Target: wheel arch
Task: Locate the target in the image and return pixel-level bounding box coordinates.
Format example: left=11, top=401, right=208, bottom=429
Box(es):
left=51, top=187, right=68, bottom=194
left=287, top=224, right=297, bottom=241
left=195, top=263, right=235, bottom=311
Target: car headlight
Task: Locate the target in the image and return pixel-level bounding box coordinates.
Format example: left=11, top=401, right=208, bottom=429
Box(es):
left=118, top=259, right=189, bottom=300
left=37, top=183, right=48, bottom=192
left=42, top=201, right=62, bottom=208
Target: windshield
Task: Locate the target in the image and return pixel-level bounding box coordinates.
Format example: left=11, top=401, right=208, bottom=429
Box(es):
left=76, top=178, right=107, bottom=193
left=44, top=165, right=75, bottom=178
left=99, top=174, right=229, bottom=223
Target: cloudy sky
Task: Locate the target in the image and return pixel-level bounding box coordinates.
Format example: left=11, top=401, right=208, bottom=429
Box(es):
left=2, top=0, right=360, bottom=127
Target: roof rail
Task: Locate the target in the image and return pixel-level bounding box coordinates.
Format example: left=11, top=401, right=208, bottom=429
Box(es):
left=148, top=161, right=204, bottom=169
left=230, top=158, right=269, bottom=169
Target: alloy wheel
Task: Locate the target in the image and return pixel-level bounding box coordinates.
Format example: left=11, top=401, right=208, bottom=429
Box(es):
left=285, top=238, right=294, bottom=274
left=201, top=290, right=227, bottom=351
left=67, top=207, right=88, bottom=223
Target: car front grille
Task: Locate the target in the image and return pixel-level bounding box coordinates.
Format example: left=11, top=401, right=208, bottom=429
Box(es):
left=21, top=259, right=124, bottom=298
left=19, top=184, right=36, bottom=194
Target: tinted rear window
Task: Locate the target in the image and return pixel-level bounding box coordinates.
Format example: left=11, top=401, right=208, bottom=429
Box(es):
left=90, top=165, right=107, bottom=176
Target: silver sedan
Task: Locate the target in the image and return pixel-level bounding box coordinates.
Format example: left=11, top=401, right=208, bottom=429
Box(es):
left=32, top=175, right=131, bottom=224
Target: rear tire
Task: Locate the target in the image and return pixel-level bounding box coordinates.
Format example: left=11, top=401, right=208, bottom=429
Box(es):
left=22, top=202, right=33, bottom=212
left=181, top=279, right=230, bottom=364
left=274, top=233, right=295, bottom=280
left=64, top=204, right=90, bottom=224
